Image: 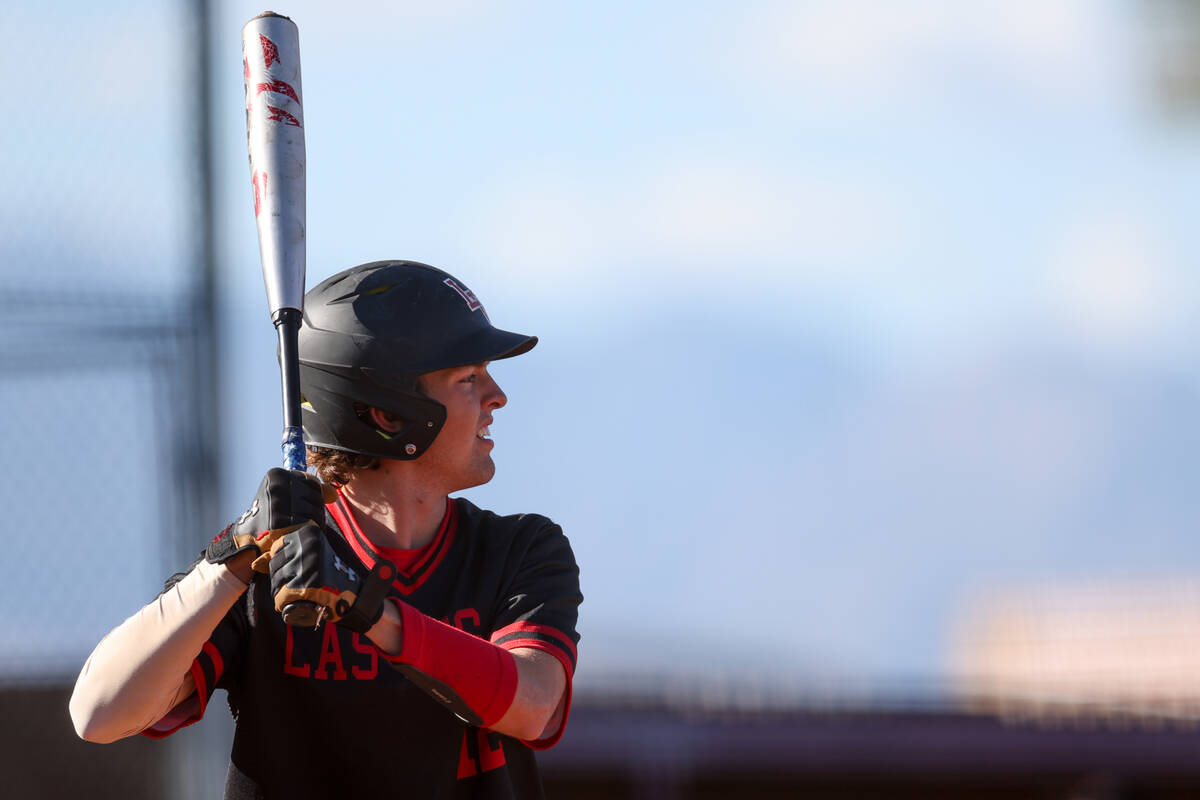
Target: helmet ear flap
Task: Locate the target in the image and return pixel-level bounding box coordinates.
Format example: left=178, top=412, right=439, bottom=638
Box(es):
left=357, top=393, right=447, bottom=459
left=299, top=365, right=447, bottom=460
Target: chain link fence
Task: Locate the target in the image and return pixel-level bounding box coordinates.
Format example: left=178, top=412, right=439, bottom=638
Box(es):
left=0, top=1, right=221, bottom=797
left=0, top=299, right=214, bottom=678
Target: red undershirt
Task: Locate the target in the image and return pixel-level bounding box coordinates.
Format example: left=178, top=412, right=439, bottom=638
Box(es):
left=334, top=489, right=446, bottom=574
left=376, top=538, right=438, bottom=573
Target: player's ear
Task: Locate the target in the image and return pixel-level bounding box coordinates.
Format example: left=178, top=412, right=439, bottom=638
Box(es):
left=366, top=407, right=405, bottom=434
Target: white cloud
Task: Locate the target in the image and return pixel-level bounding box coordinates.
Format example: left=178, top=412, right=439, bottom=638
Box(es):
left=730, top=3, right=930, bottom=98
left=633, top=160, right=921, bottom=284
left=727, top=0, right=1116, bottom=108
left=462, top=156, right=917, bottom=302
left=468, top=169, right=606, bottom=289
left=634, top=163, right=789, bottom=258
left=1045, top=208, right=1180, bottom=352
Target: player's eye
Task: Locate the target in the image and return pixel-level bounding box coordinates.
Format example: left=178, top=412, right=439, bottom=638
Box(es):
left=458, top=363, right=488, bottom=384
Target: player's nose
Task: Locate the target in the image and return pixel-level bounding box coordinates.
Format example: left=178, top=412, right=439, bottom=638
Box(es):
left=482, top=372, right=507, bottom=410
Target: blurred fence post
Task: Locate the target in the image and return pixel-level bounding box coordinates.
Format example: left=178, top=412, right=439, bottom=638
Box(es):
left=0, top=0, right=227, bottom=797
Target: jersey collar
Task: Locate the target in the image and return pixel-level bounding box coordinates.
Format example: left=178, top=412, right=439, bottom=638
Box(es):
left=327, top=492, right=457, bottom=596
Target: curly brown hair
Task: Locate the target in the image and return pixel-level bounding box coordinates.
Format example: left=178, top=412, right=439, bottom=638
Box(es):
left=306, top=445, right=380, bottom=487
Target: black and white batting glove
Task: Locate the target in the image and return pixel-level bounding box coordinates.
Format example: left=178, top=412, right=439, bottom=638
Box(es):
left=205, top=468, right=332, bottom=574
left=267, top=523, right=396, bottom=633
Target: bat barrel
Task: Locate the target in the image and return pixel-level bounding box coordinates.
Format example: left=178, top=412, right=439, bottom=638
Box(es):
left=243, top=12, right=306, bottom=319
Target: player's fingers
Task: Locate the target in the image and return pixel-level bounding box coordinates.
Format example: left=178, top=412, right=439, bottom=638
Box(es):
left=249, top=523, right=307, bottom=573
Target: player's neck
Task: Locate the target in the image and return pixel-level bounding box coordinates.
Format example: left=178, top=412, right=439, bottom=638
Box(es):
left=338, top=463, right=448, bottom=550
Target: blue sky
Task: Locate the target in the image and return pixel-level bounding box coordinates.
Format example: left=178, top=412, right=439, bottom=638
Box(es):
left=6, top=0, right=1200, bottom=691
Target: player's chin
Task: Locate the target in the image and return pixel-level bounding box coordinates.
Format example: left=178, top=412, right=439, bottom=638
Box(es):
left=477, top=458, right=497, bottom=484
left=456, top=459, right=496, bottom=491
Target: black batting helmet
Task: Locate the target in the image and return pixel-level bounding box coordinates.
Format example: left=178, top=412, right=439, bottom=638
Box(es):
left=298, top=260, right=537, bottom=460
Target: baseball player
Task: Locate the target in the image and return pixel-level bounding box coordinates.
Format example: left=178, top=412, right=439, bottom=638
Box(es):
left=70, top=261, right=583, bottom=798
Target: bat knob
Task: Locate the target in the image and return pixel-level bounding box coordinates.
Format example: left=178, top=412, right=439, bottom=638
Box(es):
left=281, top=600, right=322, bottom=628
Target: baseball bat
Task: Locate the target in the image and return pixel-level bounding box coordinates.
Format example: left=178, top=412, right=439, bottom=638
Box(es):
left=243, top=11, right=318, bottom=627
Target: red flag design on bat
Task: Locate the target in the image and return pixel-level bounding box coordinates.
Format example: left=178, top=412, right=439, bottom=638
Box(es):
left=252, top=171, right=268, bottom=217
left=266, top=105, right=302, bottom=127
left=256, top=80, right=300, bottom=104
left=260, top=34, right=280, bottom=68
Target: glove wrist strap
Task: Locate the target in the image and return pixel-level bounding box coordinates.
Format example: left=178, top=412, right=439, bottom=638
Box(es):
left=334, top=560, right=394, bottom=633
left=205, top=526, right=260, bottom=565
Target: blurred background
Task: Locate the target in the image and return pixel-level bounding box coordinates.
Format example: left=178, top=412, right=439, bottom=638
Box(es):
left=5, top=0, right=1200, bottom=797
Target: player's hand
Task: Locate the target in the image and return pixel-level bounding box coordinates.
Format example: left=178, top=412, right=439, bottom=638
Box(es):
left=205, top=468, right=334, bottom=574
left=267, top=523, right=396, bottom=633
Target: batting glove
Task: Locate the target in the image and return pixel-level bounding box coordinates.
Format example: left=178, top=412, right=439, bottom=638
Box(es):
left=268, top=523, right=396, bottom=633
left=205, top=468, right=333, bottom=573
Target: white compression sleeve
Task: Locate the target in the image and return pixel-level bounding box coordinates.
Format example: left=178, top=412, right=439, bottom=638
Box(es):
left=69, top=559, right=248, bottom=743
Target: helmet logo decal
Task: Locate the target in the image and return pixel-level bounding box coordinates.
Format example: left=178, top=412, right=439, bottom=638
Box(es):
left=443, top=277, right=490, bottom=322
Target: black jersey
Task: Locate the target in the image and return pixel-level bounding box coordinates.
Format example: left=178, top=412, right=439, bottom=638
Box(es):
left=149, top=496, right=582, bottom=799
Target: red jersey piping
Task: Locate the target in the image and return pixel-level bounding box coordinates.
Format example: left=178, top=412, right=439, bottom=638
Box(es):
left=327, top=492, right=457, bottom=596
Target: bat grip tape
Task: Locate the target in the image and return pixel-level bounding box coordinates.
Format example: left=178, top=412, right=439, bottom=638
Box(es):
left=274, top=308, right=306, bottom=471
